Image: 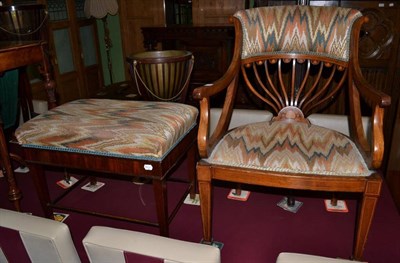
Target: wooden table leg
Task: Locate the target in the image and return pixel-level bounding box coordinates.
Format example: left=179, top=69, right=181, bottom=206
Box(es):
left=0, top=124, right=22, bottom=211
left=153, top=178, right=169, bottom=236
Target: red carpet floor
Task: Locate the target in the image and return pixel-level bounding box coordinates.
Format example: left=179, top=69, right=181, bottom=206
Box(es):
left=1, top=158, right=399, bottom=262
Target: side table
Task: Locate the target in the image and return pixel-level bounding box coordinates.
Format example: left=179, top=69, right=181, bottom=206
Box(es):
left=0, top=41, right=56, bottom=211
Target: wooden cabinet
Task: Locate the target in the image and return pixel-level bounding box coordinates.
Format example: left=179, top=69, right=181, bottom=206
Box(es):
left=119, top=0, right=165, bottom=58
left=3, top=0, right=103, bottom=104
left=7, top=0, right=104, bottom=104
left=387, top=99, right=400, bottom=212
left=192, top=0, right=246, bottom=24
left=44, top=0, right=103, bottom=104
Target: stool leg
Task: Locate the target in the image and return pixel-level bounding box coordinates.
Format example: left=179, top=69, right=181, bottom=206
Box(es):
left=30, top=164, right=53, bottom=219
left=353, top=174, right=382, bottom=260
left=153, top=178, right=169, bottom=236
left=187, top=142, right=197, bottom=198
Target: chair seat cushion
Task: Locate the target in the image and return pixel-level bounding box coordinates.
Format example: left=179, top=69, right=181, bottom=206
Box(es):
left=207, top=121, right=371, bottom=176
left=15, top=99, right=198, bottom=161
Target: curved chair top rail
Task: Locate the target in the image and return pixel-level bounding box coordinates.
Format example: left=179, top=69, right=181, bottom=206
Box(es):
left=233, top=6, right=365, bottom=117
left=234, top=6, right=363, bottom=62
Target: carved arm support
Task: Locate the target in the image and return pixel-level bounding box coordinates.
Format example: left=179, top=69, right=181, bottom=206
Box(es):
left=192, top=17, right=243, bottom=158
left=192, top=65, right=240, bottom=158
left=350, top=65, right=391, bottom=169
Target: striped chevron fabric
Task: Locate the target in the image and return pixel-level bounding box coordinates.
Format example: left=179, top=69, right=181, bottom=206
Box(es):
left=15, top=99, right=198, bottom=161
left=208, top=121, right=371, bottom=176
left=234, top=6, right=362, bottom=61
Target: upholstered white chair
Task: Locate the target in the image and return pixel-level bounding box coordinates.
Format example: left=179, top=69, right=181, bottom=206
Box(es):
left=276, top=252, right=366, bottom=263
left=0, top=208, right=80, bottom=263
left=83, top=226, right=221, bottom=263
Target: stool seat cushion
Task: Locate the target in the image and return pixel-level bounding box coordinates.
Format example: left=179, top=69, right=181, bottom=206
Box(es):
left=207, top=121, right=371, bottom=176
left=15, top=99, right=198, bottom=161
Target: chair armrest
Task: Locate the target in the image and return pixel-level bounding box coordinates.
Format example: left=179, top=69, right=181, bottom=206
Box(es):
left=350, top=67, right=391, bottom=168
left=353, top=67, right=391, bottom=108
left=192, top=54, right=241, bottom=158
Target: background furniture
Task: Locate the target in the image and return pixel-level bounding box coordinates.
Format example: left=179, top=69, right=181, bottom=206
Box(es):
left=0, top=208, right=80, bottom=263
left=0, top=41, right=56, bottom=211
left=83, top=226, right=221, bottom=263
left=193, top=5, right=390, bottom=261
left=127, top=50, right=194, bottom=102
left=1, top=0, right=104, bottom=104
left=93, top=80, right=138, bottom=100
left=1, top=1, right=103, bottom=104
left=141, top=25, right=234, bottom=104
left=84, top=0, right=119, bottom=85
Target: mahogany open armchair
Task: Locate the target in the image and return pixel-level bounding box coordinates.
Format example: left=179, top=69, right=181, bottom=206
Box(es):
left=192, top=5, right=391, bottom=260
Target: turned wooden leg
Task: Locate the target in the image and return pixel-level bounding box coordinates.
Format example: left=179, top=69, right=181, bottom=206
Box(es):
left=39, top=42, right=57, bottom=110
left=197, top=163, right=213, bottom=243
left=153, top=178, right=169, bottom=237
left=10, top=153, right=28, bottom=169
left=0, top=125, right=22, bottom=211
left=4, top=167, right=22, bottom=211
left=353, top=173, right=382, bottom=260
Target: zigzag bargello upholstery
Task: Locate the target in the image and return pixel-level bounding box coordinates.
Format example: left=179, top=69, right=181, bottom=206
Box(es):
left=234, top=6, right=362, bottom=61
left=208, top=121, right=371, bottom=176
left=15, top=99, right=198, bottom=161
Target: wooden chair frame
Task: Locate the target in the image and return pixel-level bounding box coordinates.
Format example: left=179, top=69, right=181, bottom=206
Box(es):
left=193, top=6, right=391, bottom=260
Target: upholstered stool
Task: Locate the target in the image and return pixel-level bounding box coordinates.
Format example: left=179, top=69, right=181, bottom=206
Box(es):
left=15, top=99, right=198, bottom=236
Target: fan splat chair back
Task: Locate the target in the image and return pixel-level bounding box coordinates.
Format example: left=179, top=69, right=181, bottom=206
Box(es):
left=192, top=5, right=391, bottom=260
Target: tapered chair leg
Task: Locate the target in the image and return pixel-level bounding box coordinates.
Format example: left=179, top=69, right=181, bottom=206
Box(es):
left=197, top=163, right=213, bottom=244
left=353, top=173, right=382, bottom=260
